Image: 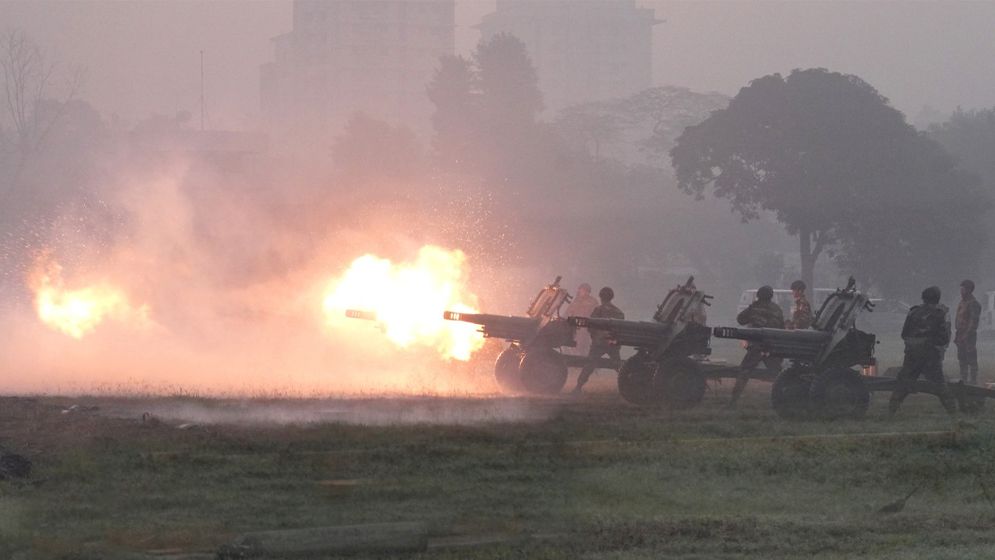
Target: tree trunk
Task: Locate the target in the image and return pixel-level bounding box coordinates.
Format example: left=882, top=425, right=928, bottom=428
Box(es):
left=799, top=225, right=816, bottom=290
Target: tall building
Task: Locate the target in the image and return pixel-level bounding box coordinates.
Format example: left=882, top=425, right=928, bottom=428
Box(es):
left=261, top=0, right=455, bottom=142
left=478, top=0, right=659, bottom=114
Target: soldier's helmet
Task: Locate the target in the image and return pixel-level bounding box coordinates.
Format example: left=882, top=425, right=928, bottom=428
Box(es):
left=790, top=280, right=806, bottom=292
left=599, top=287, right=615, bottom=301
left=921, top=286, right=941, bottom=304
left=961, top=279, right=975, bottom=293
left=578, top=283, right=592, bottom=294
left=757, top=285, right=774, bottom=301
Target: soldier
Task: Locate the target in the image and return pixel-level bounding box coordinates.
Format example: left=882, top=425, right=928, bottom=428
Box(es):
left=565, top=283, right=599, bottom=355
left=729, top=285, right=785, bottom=408
left=572, top=286, right=624, bottom=394
left=888, top=286, right=957, bottom=416
left=955, top=279, right=982, bottom=385
left=786, top=279, right=813, bottom=330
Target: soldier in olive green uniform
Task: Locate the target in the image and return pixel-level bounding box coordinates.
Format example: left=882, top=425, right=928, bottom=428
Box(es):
left=787, top=279, right=813, bottom=330
left=729, top=285, right=785, bottom=408
left=955, top=279, right=982, bottom=385
left=888, top=286, right=957, bottom=416
left=572, top=286, right=625, bottom=394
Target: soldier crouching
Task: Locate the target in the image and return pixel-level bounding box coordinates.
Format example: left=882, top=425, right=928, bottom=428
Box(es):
left=888, top=286, right=957, bottom=416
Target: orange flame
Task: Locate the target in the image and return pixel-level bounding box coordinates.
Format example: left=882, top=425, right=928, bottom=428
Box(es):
left=322, top=246, right=485, bottom=360
left=29, top=255, right=150, bottom=339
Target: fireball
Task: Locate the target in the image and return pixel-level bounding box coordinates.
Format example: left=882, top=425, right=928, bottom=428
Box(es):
left=322, top=246, right=485, bottom=360
left=29, top=255, right=150, bottom=339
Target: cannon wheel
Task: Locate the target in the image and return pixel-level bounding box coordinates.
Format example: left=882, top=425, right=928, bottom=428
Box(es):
left=617, top=352, right=660, bottom=406
left=519, top=347, right=568, bottom=395
left=655, top=357, right=706, bottom=410
left=771, top=366, right=815, bottom=420
left=810, top=367, right=870, bottom=420
left=494, top=345, right=525, bottom=393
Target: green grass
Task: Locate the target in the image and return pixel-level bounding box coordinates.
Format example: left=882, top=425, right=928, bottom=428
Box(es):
left=2, top=386, right=995, bottom=559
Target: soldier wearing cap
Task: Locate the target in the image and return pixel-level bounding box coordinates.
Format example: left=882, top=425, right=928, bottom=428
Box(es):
left=955, top=279, right=982, bottom=385
left=729, top=285, right=785, bottom=408
left=786, top=279, right=813, bottom=330
left=572, top=286, right=624, bottom=394
left=888, top=286, right=957, bottom=416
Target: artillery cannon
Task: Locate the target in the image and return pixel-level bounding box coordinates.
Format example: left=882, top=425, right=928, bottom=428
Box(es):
left=568, top=277, right=713, bottom=408
left=713, top=277, right=878, bottom=419
left=443, top=277, right=615, bottom=395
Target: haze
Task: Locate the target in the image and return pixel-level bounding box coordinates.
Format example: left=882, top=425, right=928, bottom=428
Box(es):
left=2, top=0, right=995, bottom=395
left=4, top=1, right=994, bottom=126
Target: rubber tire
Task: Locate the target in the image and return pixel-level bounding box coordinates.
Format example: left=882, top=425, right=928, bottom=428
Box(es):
left=655, top=357, right=706, bottom=410
left=771, top=366, right=815, bottom=421
left=617, top=353, right=660, bottom=406
left=810, top=367, right=870, bottom=420
left=494, top=345, right=525, bottom=393
left=519, top=347, right=568, bottom=395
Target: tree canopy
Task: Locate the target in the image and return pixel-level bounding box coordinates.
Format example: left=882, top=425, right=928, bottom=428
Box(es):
left=670, top=68, right=987, bottom=297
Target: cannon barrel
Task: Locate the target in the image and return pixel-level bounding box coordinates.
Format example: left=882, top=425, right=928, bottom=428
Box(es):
left=443, top=311, right=538, bottom=342
left=345, top=309, right=377, bottom=321
left=569, top=316, right=670, bottom=349
left=712, top=326, right=831, bottom=360
left=712, top=326, right=831, bottom=344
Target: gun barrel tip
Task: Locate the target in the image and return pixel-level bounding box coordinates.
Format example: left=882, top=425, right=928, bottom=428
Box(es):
left=345, top=309, right=377, bottom=321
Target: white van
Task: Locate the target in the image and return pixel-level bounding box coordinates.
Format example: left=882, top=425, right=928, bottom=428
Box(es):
left=737, top=288, right=836, bottom=318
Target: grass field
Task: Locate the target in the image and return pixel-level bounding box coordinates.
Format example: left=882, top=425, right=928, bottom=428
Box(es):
left=3, top=370, right=995, bottom=559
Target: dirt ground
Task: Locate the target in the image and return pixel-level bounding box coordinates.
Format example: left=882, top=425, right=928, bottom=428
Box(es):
left=2, top=371, right=995, bottom=559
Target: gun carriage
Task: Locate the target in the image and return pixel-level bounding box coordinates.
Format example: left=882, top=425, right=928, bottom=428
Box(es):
left=712, top=278, right=877, bottom=419
left=442, top=277, right=617, bottom=395
left=568, top=278, right=713, bottom=409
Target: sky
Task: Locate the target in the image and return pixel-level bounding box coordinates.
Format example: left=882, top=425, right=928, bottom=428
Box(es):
left=2, top=0, right=994, bottom=128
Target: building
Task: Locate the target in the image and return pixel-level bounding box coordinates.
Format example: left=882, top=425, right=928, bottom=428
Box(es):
left=261, top=0, right=455, bottom=143
left=478, top=0, right=659, bottom=114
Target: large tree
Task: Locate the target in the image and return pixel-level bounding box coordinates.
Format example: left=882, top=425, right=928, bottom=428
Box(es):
left=670, top=68, right=986, bottom=295
left=426, top=55, right=477, bottom=171
left=928, top=107, right=995, bottom=282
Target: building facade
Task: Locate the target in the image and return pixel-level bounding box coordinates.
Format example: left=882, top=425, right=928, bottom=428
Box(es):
left=478, top=0, right=659, bottom=114
left=261, top=0, right=455, bottom=142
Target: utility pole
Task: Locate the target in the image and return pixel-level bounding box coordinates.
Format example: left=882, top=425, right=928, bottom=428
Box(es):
left=200, top=50, right=205, bottom=130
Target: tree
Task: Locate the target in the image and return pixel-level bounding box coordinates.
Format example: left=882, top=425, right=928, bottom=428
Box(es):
left=426, top=55, right=477, bottom=170
left=0, top=29, right=83, bottom=179
left=474, top=33, right=543, bottom=135
left=670, top=68, right=986, bottom=294
left=927, top=107, right=995, bottom=279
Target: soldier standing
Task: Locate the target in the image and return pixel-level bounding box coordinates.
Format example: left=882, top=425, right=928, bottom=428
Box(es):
left=888, top=286, right=957, bottom=416
left=955, top=279, right=982, bottom=385
left=729, top=285, right=785, bottom=408
left=787, top=279, right=813, bottom=330
left=565, top=283, right=599, bottom=355
left=572, top=286, right=624, bottom=394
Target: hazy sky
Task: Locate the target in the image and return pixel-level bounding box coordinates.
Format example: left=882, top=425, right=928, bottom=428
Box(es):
left=2, top=0, right=993, bottom=128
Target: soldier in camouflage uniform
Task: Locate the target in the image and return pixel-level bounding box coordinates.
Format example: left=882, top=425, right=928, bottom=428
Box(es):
left=888, top=286, right=957, bottom=416
left=572, top=286, right=625, bottom=394
left=729, top=285, right=785, bottom=408
left=955, top=279, right=982, bottom=385
left=787, top=279, right=813, bottom=330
